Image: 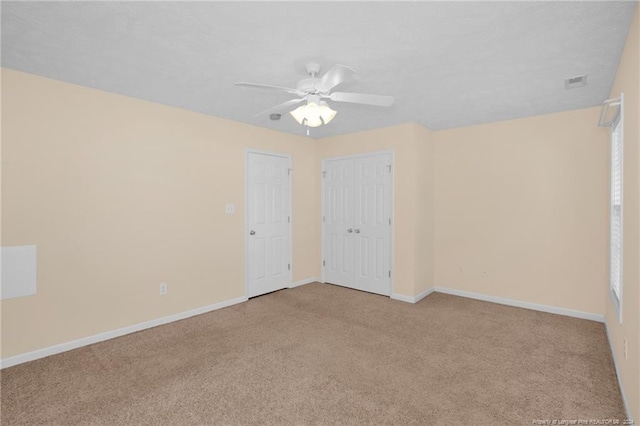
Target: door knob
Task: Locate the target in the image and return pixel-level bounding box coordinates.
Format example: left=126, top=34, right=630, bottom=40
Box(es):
left=355, top=229, right=360, bottom=233
left=249, top=230, right=256, bottom=235
left=347, top=228, right=353, bottom=233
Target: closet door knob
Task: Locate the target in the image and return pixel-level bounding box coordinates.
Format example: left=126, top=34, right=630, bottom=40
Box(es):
left=355, top=229, right=360, bottom=234
left=249, top=230, right=256, bottom=235
left=347, top=228, right=353, bottom=233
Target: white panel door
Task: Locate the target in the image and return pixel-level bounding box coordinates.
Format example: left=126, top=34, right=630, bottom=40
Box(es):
left=323, top=153, right=392, bottom=296
left=247, top=152, right=291, bottom=298
left=353, top=154, right=392, bottom=295
left=323, top=158, right=354, bottom=287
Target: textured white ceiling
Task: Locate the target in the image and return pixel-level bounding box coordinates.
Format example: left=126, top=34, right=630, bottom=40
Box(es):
left=1, top=1, right=636, bottom=138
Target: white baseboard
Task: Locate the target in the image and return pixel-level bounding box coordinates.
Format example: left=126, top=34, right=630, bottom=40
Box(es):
left=414, top=287, right=435, bottom=303
left=390, top=293, right=414, bottom=303
left=391, top=287, right=435, bottom=304
left=289, top=276, right=321, bottom=288
left=0, top=295, right=248, bottom=369
left=605, top=318, right=633, bottom=422
left=0, top=284, right=608, bottom=371
left=434, top=286, right=605, bottom=323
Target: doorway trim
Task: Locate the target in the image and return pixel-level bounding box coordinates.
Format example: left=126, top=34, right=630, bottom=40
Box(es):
left=244, top=148, right=293, bottom=298
left=320, top=150, right=395, bottom=296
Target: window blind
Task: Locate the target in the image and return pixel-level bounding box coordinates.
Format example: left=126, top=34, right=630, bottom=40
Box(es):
left=610, top=115, right=623, bottom=305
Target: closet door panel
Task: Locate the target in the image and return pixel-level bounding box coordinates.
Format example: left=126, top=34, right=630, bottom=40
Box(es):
left=324, top=159, right=355, bottom=287
left=353, top=154, right=392, bottom=296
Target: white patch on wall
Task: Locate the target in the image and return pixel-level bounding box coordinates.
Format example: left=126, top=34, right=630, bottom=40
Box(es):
left=1, top=245, right=37, bottom=300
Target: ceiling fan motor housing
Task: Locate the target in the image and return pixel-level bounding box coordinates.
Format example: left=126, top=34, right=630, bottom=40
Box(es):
left=296, top=78, right=320, bottom=93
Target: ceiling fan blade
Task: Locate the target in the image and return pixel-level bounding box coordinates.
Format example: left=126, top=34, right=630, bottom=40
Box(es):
left=254, top=98, right=305, bottom=117
left=315, top=65, right=355, bottom=93
left=329, top=92, right=395, bottom=107
left=234, top=82, right=299, bottom=95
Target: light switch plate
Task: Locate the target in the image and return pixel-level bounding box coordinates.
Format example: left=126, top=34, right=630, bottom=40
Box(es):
left=225, top=204, right=235, bottom=214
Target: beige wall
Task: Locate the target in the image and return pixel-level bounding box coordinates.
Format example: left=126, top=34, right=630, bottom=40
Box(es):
left=1, top=69, right=320, bottom=358
left=434, top=107, right=610, bottom=316
left=316, top=123, right=435, bottom=297
left=606, top=4, right=639, bottom=421
left=0, top=67, right=4, bottom=360
left=414, top=125, right=435, bottom=294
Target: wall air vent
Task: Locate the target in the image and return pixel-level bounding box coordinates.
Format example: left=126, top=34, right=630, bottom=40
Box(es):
left=565, top=74, right=588, bottom=89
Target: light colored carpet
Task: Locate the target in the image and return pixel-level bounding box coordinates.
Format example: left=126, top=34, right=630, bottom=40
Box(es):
left=1, top=283, right=626, bottom=425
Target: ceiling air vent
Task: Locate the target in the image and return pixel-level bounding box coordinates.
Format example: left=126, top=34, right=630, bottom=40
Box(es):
left=565, top=74, right=587, bottom=89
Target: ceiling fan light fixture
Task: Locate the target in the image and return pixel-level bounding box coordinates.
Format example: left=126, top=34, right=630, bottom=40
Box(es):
left=304, top=102, right=322, bottom=127
left=305, top=116, right=323, bottom=128
left=318, top=101, right=337, bottom=124
left=290, top=104, right=307, bottom=125
left=289, top=101, right=337, bottom=127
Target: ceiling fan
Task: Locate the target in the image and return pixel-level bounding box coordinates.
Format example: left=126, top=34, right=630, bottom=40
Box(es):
left=234, top=63, right=395, bottom=128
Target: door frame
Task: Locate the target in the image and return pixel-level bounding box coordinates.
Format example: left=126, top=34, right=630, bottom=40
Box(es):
left=320, top=150, right=395, bottom=296
left=244, top=148, right=293, bottom=298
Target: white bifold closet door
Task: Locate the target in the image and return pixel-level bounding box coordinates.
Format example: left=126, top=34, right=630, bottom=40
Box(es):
left=323, top=153, right=392, bottom=296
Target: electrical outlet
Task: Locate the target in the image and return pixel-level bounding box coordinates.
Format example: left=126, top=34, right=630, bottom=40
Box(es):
left=624, top=338, right=628, bottom=360
left=482, top=271, right=488, bottom=277
left=160, top=282, right=168, bottom=296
